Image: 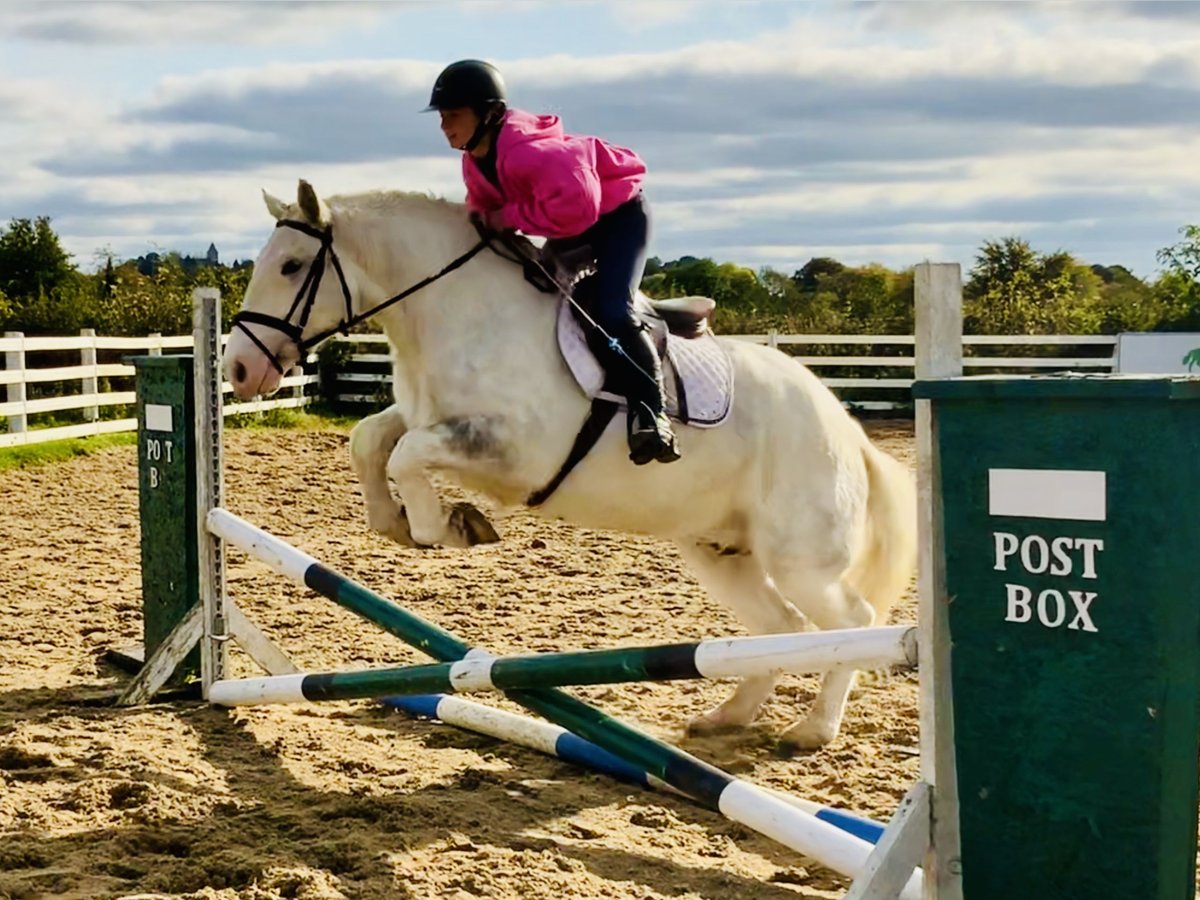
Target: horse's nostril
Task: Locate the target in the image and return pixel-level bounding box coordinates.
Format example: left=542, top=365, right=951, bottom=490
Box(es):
left=234, top=361, right=247, bottom=383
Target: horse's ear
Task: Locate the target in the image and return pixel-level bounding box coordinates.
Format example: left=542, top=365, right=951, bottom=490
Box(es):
left=262, top=189, right=289, bottom=220
left=297, top=179, right=329, bottom=227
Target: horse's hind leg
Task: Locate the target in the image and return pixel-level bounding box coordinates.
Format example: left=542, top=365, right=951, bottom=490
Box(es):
left=349, top=405, right=419, bottom=547
left=677, top=542, right=809, bottom=735
left=764, top=558, right=877, bottom=754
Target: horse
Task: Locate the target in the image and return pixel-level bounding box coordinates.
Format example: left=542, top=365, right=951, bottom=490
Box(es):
left=222, top=179, right=917, bottom=753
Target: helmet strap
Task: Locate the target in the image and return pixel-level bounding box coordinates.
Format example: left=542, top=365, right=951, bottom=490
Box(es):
left=461, top=105, right=503, bottom=153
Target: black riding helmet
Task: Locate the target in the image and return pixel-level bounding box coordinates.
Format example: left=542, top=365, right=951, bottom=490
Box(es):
left=425, top=59, right=506, bottom=111
left=424, top=60, right=507, bottom=153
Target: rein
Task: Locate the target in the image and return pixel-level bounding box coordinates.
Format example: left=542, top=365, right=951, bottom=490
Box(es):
left=231, top=218, right=489, bottom=374
left=231, top=215, right=653, bottom=390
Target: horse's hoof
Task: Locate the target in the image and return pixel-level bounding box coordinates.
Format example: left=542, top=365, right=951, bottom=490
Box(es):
left=779, top=719, right=837, bottom=751
left=448, top=503, right=501, bottom=546
left=685, top=711, right=743, bottom=737
left=773, top=740, right=804, bottom=759
left=370, top=505, right=424, bottom=549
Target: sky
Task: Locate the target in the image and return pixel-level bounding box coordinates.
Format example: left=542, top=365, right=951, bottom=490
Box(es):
left=3, top=0, right=1200, bottom=280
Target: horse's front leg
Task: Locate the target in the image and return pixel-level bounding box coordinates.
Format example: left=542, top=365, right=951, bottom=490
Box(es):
left=385, top=418, right=502, bottom=548
left=348, top=405, right=420, bottom=547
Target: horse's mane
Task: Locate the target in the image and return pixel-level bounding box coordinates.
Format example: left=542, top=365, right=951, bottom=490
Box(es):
left=326, top=189, right=465, bottom=219
left=314, top=188, right=485, bottom=268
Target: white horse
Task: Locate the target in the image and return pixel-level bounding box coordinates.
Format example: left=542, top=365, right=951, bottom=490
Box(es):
left=223, top=179, right=917, bottom=753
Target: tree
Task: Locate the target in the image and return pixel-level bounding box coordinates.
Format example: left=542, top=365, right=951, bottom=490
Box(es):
left=1151, top=225, right=1200, bottom=331
left=793, top=257, right=846, bottom=293
left=964, top=237, right=1101, bottom=334
left=661, top=256, right=722, bottom=299
left=103, top=255, right=117, bottom=300
left=98, top=255, right=193, bottom=335
left=0, top=217, right=75, bottom=303
left=1088, top=263, right=1158, bottom=333
left=1157, top=224, right=1200, bottom=281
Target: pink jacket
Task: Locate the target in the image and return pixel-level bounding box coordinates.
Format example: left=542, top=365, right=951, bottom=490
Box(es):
left=462, top=108, right=646, bottom=239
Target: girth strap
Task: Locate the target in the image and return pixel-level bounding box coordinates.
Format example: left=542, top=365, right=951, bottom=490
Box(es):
left=526, top=398, right=619, bottom=508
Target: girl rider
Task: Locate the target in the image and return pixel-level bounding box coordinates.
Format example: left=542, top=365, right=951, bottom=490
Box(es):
left=425, top=59, right=680, bottom=466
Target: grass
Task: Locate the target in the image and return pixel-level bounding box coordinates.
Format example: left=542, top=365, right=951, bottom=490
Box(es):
left=224, top=403, right=361, bottom=432
left=0, top=404, right=365, bottom=472
left=0, top=431, right=139, bottom=472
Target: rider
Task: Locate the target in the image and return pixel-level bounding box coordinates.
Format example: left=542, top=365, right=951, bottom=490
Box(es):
left=425, top=59, right=681, bottom=466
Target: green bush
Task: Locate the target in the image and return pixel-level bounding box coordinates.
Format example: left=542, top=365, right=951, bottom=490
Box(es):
left=3, top=215, right=1200, bottom=343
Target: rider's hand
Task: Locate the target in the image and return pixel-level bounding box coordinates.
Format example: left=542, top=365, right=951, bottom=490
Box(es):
left=471, top=208, right=511, bottom=234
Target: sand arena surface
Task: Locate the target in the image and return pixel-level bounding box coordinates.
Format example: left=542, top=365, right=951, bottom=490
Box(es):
left=0, top=421, right=918, bottom=900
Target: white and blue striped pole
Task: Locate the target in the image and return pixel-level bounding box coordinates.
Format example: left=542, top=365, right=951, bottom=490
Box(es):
left=382, top=691, right=887, bottom=845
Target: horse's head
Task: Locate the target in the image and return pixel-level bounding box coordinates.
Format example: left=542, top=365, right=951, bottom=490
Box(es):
left=224, top=179, right=363, bottom=400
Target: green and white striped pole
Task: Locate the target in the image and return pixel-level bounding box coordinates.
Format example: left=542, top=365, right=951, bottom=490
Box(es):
left=209, top=625, right=916, bottom=705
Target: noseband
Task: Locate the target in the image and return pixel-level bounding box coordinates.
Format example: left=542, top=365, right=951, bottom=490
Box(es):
left=232, top=218, right=489, bottom=375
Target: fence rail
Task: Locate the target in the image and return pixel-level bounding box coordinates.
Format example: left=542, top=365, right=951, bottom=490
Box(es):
left=1, top=328, right=1123, bottom=448
left=326, top=331, right=1120, bottom=413
left=0, top=330, right=317, bottom=449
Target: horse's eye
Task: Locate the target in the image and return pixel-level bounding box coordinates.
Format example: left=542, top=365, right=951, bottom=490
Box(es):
left=281, top=259, right=303, bottom=277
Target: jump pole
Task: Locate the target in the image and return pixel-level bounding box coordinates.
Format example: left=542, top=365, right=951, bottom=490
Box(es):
left=382, top=692, right=886, bottom=845
left=204, top=506, right=923, bottom=899
left=207, top=622, right=917, bottom=706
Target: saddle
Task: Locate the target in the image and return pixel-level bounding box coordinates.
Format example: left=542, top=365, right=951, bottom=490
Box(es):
left=477, top=228, right=735, bottom=506
left=556, top=285, right=734, bottom=428
left=540, top=240, right=734, bottom=428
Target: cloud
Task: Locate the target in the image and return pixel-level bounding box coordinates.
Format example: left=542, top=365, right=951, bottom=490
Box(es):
left=35, top=60, right=448, bottom=177
left=653, top=199, right=1186, bottom=277
left=0, top=76, right=92, bottom=125
left=0, top=1, right=394, bottom=45
left=1107, top=1, right=1200, bottom=23
left=857, top=0, right=1200, bottom=32
left=604, top=0, right=701, bottom=32
left=9, top=2, right=1200, bottom=280
left=15, top=158, right=468, bottom=268
left=38, top=43, right=1200, bottom=183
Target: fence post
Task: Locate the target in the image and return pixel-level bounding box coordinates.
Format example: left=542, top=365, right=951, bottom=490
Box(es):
left=291, top=362, right=303, bottom=406
left=149, top=333, right=163, bottom=357
left=4, top=331, right=26, bottom=435
left=768, top=329, right=779, bottom=350
left=913, top=262, right=964, bottom=900
left=81, top=328, right=99, bottom=423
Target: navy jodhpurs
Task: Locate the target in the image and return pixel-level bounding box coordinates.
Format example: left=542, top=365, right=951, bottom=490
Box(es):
left=553, top=192, right=651, bottom=338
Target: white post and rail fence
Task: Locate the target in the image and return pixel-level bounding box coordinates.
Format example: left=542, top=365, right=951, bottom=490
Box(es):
left=0, top=329, right=317, bottom=448
left=1, top=305, right=1193, bottom=448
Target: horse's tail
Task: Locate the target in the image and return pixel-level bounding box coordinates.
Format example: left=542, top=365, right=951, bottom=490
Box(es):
left=846, top=441, right=918, bottom=623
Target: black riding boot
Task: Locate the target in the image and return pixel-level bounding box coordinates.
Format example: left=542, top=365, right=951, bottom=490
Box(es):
left=615, top=324, right=681, bottom=465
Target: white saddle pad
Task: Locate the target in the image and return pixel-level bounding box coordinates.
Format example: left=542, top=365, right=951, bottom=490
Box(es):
left=555, top=298, right=734, bottom=428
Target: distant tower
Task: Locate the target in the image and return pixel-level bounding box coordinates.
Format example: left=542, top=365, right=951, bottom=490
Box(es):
left=206, top=243, right=219, bottom=266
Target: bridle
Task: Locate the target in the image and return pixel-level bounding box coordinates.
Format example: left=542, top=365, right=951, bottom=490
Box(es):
left=231, top=213, right=654, bottom=391
left=231, top=217, right=489, bottom=374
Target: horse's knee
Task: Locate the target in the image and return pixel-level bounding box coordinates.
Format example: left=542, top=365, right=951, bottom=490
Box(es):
left=385, top=431, right=438, bottom=485
left=350, top=407, right=406, bottom=475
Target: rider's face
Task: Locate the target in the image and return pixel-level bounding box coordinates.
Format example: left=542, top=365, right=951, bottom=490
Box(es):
left=439, top=107, right=480, bottom=151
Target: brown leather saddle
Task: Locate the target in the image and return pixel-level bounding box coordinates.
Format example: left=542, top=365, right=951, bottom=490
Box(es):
left=478, top=229, right=733, bottom=506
